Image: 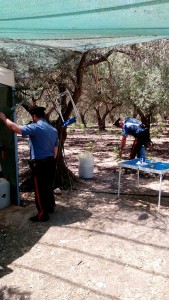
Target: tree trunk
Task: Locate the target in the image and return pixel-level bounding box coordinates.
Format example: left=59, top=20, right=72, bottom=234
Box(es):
left=52, top=53, right=88, bottom=188
left=53, top=144, right=78, bottom=189
left=79, top=112, right=87, bottom=127
left=46, top=50, right=118, bottom=188
left=94, top=108, right=106, bottom=131
left=133, top=104, right=152, bottom=144
left=98, top=117, right=106, bottom=131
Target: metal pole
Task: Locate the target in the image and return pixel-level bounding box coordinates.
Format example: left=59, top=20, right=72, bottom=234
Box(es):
left=137, top=168, right=139, bottom=188
left=118, top=165, right=122, bottom=197
left=158, top=174, right=163, bottom=211
left=12, top=87, right=20, bottom=206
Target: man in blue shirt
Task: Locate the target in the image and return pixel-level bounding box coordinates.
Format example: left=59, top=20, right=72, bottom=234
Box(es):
left=113, top=117, right=149, bottom=159
left=0, top=107, right=59, bottom=222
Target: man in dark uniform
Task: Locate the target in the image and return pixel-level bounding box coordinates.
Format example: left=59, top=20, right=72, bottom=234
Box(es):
left=0, top=107, right=59, bottom=222
left=113, top=117, right=149, bottom=159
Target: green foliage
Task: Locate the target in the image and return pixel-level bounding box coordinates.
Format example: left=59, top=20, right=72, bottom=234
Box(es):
left=13, top=39, right=169, bottom=130
left=112, top=130, right=120, bottom=137
left=92, top=128, right=99, bottom=134
left=107, top=127, right=113, bottom=134
left=87, top=122, right=95, bottom=127
left=158, top=122, right=164, bottom=132
left=67, top=122, right=87, bottom=134
left=151, top=127, right=159, bottom=138
left=151, top=122, right=165, bottom=138
left=67, top=126, right=74, bottom=134
left=146, top=153, right=153, bottom=160
left=86, top=141, right=93, bottom=152
left=106, top=42, right=169, bottom=126
left=112, top=145, right=120, bottom=161
left=78, top=123, right=85, bottom=130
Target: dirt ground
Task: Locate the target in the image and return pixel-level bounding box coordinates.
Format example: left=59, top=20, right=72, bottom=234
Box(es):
left=1, top=127, right=169, bottom=300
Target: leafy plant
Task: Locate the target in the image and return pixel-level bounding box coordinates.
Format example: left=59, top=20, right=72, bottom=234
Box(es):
left=112, top=145, right=120, bottom=161
left=86, top=141, right=93, bottom=152
left=151, top=127, right=159, bottom=138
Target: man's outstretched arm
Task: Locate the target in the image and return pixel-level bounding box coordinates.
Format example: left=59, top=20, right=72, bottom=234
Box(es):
left=119, top=136, right=126, bottom=158
left=0, top=112, right=21, bottom=134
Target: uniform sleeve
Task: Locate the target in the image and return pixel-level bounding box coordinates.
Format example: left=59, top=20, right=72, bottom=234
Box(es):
left=20, top=123, right=37, bottom=137
left=122, top=125, right=128, bottom=137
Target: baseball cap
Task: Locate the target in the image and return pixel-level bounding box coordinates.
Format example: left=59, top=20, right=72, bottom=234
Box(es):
left=28, top=106, right=46, bottom=118
left=113, top=118, right=121, bottom=127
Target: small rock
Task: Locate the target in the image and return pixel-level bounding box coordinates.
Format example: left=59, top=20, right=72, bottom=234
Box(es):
left=95, top=282, right=106, bottom=288
left=54, top=188, right=62, bottom=195
left=138, top=213, right=149, bottom=220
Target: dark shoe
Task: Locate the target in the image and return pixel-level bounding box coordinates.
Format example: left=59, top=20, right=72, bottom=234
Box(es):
left=29, top=214, right=49, bottom=222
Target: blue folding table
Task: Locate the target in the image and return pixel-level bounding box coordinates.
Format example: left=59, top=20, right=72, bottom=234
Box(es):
left=118, top=159, right=169, bottom=210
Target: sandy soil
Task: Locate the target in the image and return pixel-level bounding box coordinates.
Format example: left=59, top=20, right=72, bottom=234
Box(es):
left=0, top=127, right=169, bottom=300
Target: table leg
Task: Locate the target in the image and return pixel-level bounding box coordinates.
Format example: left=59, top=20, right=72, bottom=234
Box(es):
left=158, top=174, right=163, bottom=211
left=137, top=168, right=139, bottom=188
left=118, top=165, right=122, bottom=197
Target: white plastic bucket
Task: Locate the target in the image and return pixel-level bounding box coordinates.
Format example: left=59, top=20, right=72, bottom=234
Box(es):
left=78, top=152, right=94, bottom=179
left=0, top=178, right=10, bottom=209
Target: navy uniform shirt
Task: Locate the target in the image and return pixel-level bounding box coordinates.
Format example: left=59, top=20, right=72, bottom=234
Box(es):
left=122, top=118, right=145, bottom=138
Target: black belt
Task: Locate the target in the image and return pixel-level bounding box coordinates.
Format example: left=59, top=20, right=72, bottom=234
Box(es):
left=31, top=156, right=54, bottom=162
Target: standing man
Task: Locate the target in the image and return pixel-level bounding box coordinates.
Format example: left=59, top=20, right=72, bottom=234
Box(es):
left=113, top=117, right=149, bottom=159
left=0, top=107, right=59, bottom=222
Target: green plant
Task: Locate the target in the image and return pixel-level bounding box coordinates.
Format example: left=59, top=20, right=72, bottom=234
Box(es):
left=112, top=145, right=120, bottom=161
left=151, top=128, right=159, bottom=138
left=146, top=152, right=154, bottom=161
left=78, top=123, right=85, bottom=130
left=86, top=141, right=93, bottom=152
left=67, top=127, right=74, bottom=134
left=113, top=130, right=120, bottom=137
left=71, top=123, right=77, bottom=129
left=94, top=129, right=101, bottom=135
left=88, top=122, right=95, bottom=127
left=107, top=126, right=113, bottom=134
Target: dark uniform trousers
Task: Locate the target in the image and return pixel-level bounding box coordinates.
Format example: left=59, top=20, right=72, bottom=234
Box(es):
left=29, top=157, right=56, bottom=219
left=130, top=129, right=150, bottom=159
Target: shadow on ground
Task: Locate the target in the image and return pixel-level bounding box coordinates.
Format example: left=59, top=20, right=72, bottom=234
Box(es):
left=0, top=203, right=91, bottom=279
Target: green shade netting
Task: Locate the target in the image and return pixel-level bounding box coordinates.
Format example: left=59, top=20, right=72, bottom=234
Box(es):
left=0, top=0, right=169, bottom=51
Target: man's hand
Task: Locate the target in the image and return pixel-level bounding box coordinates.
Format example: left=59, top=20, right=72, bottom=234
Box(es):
left=0, top=112, right=21, bottom=134
left=119, top=149, right=123, bottom=158
left=0, top=112, right=7, bottom=123
left=119, top=136, right=127, bottom=159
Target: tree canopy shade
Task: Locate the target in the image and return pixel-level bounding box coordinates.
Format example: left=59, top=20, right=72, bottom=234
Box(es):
left=0, top=1, right=169, bottom=51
